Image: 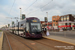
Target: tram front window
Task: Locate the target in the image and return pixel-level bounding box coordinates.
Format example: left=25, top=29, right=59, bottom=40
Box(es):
left=31, top=23, right=41, bottom=32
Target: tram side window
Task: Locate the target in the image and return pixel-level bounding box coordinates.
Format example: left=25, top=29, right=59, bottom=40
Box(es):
left=21, top=24, right=23, bottom=26
left=26, top=23, right=29, bottom=31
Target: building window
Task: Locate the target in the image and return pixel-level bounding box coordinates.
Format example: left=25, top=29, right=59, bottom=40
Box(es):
left=61, top=17, right=63, bottom=21
left=56, top=21, right=58, bottom=22
left=53, top=20, right=55, bottom=22
left=64, top=16, right=66, bottom=21
left=53, top=24, right=55, bottom=26
left=67, top=16, right=69, bottom=21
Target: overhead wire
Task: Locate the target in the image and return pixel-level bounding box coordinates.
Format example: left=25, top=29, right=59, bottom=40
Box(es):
left=16, top=0, right=37, bottom=19
left=9, top=0, right=16, bottom=15
left=41, top=0, right=53, bottom=8
left=27, top=0, right=53, bottom=15
left=7, top=0, right=16, bottom=25
left=22, top=0, right=37, bottom=13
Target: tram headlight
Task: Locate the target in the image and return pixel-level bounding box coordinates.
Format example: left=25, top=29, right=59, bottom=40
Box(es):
left=32, top=33, right=34, bottom=34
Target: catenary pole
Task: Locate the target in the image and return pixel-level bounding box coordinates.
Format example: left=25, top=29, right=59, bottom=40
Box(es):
left=20, top=8, right=22, bottom=20
left=46, top=12, right=48, bottom=27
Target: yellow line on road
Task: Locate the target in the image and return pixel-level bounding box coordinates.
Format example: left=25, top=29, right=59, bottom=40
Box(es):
left=43, top=36, right=75, bottom=46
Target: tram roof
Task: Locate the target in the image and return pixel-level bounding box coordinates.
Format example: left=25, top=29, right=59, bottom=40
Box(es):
left=26, top=17, right=39, bottom=20
left=19, top=17, right=40, bottom=22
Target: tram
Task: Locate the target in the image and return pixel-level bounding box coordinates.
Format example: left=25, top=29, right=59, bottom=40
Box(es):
left=10, top=17, right=42, bottom=38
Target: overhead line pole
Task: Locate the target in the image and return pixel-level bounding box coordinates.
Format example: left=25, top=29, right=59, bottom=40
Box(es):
left=46, top=12, right=48, bottom=27
left=20, top=8, right=22, bottom=20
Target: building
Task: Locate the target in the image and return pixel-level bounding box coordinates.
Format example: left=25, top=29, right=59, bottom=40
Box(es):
left=52, top=15, right=60, bottom=29
left=58, top=14, right=75, bottom=30
left=40, top=21, right=52, bottom=28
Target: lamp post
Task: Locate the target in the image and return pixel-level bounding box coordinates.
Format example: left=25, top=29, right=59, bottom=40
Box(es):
left=46, top=12, right=50, bottom=36
left=46, top=12, right=48, bottom=27
left=19, top=8, right=22, bottom=20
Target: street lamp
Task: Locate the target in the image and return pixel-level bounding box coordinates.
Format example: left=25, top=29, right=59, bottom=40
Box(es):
left=46, top=12, right=48, bottom=26
left=19, top=8, right=22, bottom=20
left=46, top=12, right=50, bottom=36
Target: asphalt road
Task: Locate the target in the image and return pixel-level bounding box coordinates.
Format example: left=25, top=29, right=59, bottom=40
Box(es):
left=2, top=30, right=75, bottom=50
left=49, top=31, right=75, bottom=39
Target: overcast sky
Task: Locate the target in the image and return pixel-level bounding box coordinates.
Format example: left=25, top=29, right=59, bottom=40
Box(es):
left=0, top=0, right=75, bottom=28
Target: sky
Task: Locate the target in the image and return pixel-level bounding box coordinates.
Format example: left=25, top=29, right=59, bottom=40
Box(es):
left=0, top=0, right=75, bottom=28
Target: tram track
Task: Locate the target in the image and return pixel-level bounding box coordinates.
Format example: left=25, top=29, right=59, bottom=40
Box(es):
left=6, top=31, right=59, bottom=50
left=30, top=38, right=74, bottom=50
left=8, top=31, right=60, bottom=50
left=4, top=32, right=12, bottom=50
left=2, top=31, right=12, bottom=50
left=3, top=31, right=33, bottom=50
left=3, top=31, right=75, bottom=50
left=30, top=37, right=75, bottom=50
left=30, top=39, right=59, bottom=50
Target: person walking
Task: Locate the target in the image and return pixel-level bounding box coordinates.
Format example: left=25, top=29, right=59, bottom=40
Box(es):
left=46, top=26, right=50, bottom=36
left=44, top=27, right=46, bottom=35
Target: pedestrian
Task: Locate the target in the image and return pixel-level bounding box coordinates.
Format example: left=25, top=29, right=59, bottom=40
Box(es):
left=46, top=26, right=50, bottom=36
left=44, top=27, right=46, bottom=35
left=46, top=30, right=50, bottom=36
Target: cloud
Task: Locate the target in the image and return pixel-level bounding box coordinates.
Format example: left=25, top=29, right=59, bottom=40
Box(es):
left=60, top=2, right=75, bottom=15
left=0, top=0, right=75, bottom=27
left=0, top=13, right=8, bottom=28
left=33, top=0, right=66, bottom=11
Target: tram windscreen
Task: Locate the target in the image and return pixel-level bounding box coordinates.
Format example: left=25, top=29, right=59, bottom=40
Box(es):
left=31, top=23, right=41, bottom=32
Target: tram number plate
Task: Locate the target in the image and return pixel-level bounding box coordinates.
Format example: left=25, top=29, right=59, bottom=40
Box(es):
left=32, top=20, right=37, bottom=22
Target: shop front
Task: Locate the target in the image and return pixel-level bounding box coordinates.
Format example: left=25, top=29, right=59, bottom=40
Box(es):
left=72, top=25, right=75, bottom=30
left=58, top=21, right=75, bottom=31
left=58, top=25, right=71, bottom=31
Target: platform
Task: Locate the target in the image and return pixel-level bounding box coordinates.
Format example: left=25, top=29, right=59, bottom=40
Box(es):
left=42, top=33, right=75, bottom=45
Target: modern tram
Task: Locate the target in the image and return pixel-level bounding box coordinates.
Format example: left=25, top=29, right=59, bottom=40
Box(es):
left=10, top=17, right=42, bottom=38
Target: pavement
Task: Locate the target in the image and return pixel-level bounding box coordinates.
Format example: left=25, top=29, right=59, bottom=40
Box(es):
left=0, top=31, right=3, bottom=50
left=49, top=31, right=75, bottom=39
left=42, top=32, right=75, bottom=45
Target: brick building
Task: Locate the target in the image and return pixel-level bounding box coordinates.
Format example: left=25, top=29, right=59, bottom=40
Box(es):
left=40, top=21, right=52, bottom=28
left=52, top=15, right=60, bottom=29
left=58, top=14, right=75, bottom=30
